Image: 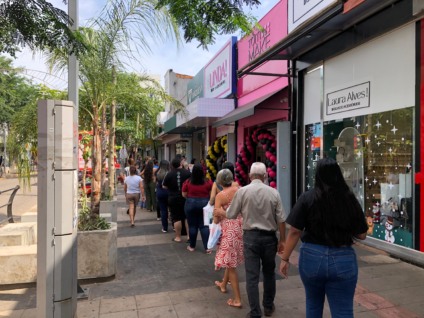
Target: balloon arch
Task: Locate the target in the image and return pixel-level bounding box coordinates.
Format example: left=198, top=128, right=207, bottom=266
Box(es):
left=235, top=128, right=277, bottom=188
left=206, top=135, right=228, bottom=180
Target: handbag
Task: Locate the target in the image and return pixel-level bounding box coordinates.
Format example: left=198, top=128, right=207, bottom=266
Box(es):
left=207, top=222, right=222, bottom=249
left=203, top=203, right=214, bottom=227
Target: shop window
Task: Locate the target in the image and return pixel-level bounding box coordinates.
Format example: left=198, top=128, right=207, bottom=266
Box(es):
left=320, top=107, right=414, bottom=248
left=305, top=123, right=322, bottom=190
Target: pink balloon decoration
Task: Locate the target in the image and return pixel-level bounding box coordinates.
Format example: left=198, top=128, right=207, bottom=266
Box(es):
left=269, top=170, right=276, bottom=178
left=271, top=142, right=276, bottom=148
left=270, top=155, right=276, bottom=163
left=270, top=181, right=276, bottom=188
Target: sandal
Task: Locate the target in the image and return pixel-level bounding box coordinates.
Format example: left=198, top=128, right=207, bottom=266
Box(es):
left=227, top=298, right=242, bottom=308
left=172, top=238, right=182, bottom=242
left=214, top=281, right=227, bottom=293
left=187, top=246, right=195, bottom=252
left=205, top=249, right=212, bottom=254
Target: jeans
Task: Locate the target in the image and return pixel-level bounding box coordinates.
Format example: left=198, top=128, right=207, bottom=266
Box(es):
left=156, top=187, right=169, bottom=231
left=299, top=242, right=358, bottom=318
left=184, top=197, right=210, bottom=250
left=243, top=230, right=278, bottom=317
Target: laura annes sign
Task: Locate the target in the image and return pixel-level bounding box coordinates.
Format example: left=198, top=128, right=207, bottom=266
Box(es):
left=326, top=82, right=370, bottom=115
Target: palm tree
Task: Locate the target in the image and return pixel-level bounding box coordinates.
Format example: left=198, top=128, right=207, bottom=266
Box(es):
left=47, top=0, right=183, bottom=216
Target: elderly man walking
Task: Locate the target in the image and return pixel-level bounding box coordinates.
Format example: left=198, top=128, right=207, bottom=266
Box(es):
left=227, top=162, right=286, bottom=318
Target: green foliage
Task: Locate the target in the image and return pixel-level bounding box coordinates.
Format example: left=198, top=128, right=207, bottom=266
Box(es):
left=78, top=204, right=111, bottom=231
left=156, top=0, right=259, bottom=47
left=0, top=0, right=85, bottom=57
left=0, top=56, right=38, bottom=124
left=7, top=84, right=67, bottom=190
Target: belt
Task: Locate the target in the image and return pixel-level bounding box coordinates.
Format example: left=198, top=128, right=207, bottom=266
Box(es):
left=244, top=229, right=276, bottom=235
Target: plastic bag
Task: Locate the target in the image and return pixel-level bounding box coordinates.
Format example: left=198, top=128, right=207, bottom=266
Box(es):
left=203, top=203, right=214, bottom=227
left=207, top=222, right=222, bottom=249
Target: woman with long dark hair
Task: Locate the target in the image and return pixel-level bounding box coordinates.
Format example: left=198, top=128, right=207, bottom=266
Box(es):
left=280, top=157, right=367, bottom=317
left=141, top=160, right=156, bottom=212
left=182, top=163, right=213, bottom=252
left=156, top=160, right=170, bottom=232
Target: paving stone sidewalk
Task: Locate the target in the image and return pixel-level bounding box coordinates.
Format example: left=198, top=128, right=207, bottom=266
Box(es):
left=0, top=184, right=424, bottom=317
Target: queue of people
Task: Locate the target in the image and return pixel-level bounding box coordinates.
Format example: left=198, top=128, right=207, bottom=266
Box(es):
left=122, top=154, right=367, bottom=318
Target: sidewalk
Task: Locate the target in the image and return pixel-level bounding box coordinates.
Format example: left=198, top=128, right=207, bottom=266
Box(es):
left=0, top=184, right=424, bottom=317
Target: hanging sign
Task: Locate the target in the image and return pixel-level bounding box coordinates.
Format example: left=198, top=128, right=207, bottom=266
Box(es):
left=326, top=81, right=370, bottom=115
left=288, top=0, right=338, bottom=33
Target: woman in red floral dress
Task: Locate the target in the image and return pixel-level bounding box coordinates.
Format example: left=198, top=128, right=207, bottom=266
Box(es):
left=213, top=168, right=244, bottom=309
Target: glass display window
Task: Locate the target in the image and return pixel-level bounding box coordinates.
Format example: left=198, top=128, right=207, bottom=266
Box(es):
left=304, top=123, right=322, bottom=190
left=306, top=107, right=414, bottom=248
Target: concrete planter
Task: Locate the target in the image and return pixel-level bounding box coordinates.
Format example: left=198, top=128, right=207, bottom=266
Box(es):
left=100, top=198, right=118, bottom=222
left=77, top=222, right=117, bottom=279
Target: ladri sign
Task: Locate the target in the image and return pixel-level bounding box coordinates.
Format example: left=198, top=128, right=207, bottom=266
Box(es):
left=326, top=82, right=370, bottom=115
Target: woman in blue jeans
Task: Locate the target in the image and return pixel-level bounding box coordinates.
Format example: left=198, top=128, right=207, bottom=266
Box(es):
left=280, top=157, right=368, bottom=317
left=182, top=163, right=213, bottom=253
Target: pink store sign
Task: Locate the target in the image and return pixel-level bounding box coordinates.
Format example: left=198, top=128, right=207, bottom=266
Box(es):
left=237, top=0, right=288, bottom=101
left=204, top=37, right=237, bottom=98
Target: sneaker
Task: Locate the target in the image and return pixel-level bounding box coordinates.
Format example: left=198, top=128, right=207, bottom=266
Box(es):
left=156, top=218, right=161, bottom=221
left=264, top=304, right=275, bottom=317
left=161, top=229, right=167, bottom=233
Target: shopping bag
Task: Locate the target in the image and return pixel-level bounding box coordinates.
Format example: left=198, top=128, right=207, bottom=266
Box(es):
left=207, top=222, right=222, bottom=249
left=203, top=203, right=214, bottom=227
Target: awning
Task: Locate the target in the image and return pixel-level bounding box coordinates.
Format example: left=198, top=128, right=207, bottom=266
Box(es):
left=237, top=0, right=402, bottom=78
left=212, top=90, right=279, bottom=127
left=212, top=104, right=254, bottom=128
left=159, top=98, right=234, bottom=133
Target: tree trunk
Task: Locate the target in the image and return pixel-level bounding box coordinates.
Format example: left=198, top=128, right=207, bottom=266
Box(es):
left=90, top=103, right=101, bottom=216
left=108, top=65, right=117, bottom=198
left=100, top=103, right=107, bottom=198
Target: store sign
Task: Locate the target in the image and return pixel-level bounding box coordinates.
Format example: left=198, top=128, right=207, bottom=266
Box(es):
left=288, top=0, right=338, bottom=33
left=204, top=37, right=236, bottom=98
left=326, top=82, right=370, bottom=115
left=187, top=68, right=204, bottom=105
left=248, top=22, right=271, bottom=62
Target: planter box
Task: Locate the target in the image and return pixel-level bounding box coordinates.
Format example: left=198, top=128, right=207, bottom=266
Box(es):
left=77, top=222, right=117, bottom=279
left=100, top=198, right=118, bottom=222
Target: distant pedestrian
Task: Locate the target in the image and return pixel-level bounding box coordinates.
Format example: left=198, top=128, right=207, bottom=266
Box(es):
left=141, top=160, right=156, bottom=212
left=182, top=163, right=213, bottom=252
left=156, top=160, right=170, bottom=233
left=279, top=157, right=367, bottom=318
left=227, top=162, right=286, bottom=318
left=163, top=157, right=191, bottom=242
left=213, top=168, right=244, bottom=309
left=124, top=165, right=145, bottom=227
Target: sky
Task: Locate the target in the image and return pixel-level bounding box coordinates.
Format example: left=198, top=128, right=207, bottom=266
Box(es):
left=12, top=0, right=280, bottom=90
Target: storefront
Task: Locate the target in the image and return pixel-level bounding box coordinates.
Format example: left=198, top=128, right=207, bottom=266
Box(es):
left=213, top=0, right=292, bottom=212
left=178, top=37, right=238, bottom=178
left=235, top=0, right=424, bottom=263
left=303, top=23, right=417, bottom=252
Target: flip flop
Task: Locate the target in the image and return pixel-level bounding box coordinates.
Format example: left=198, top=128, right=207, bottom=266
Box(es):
left=227, top=299, right=242, bottom=308
left=172, top=238, right=182, bottom=242
left=214, top=281, right=227, bottom=293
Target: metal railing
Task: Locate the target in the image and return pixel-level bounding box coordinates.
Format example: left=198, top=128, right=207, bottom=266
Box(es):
left=0, top=185, right=20, bottom=223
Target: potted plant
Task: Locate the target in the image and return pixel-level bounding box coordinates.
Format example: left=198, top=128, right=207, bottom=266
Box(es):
left=77, top=195, right=117, bottom=279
